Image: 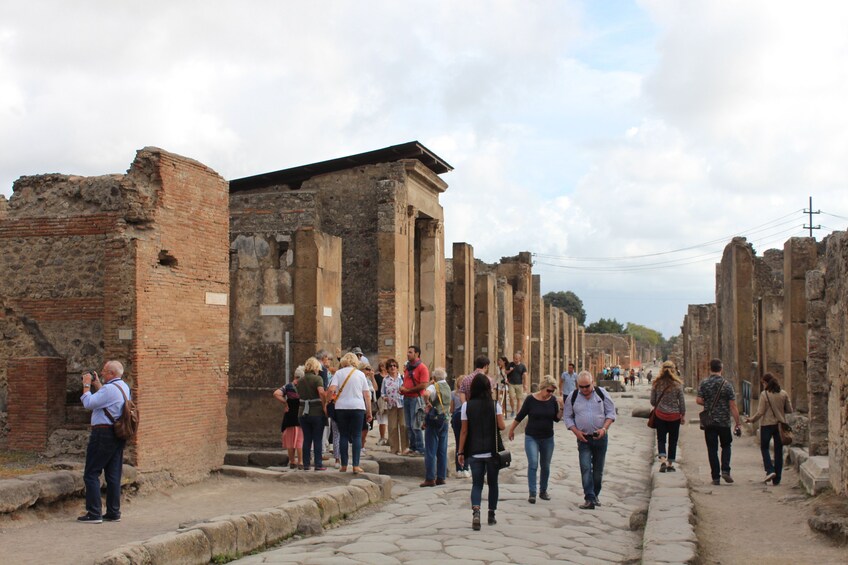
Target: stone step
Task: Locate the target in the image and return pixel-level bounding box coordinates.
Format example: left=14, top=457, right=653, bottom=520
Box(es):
left=799, top=456, right=830, bottom=495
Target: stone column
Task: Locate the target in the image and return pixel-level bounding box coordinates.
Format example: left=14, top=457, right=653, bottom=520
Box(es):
left=418, top=218, right=445, bottom=369
left=823, top=231, right=848, bottom=494
left=450, top=243, right=475, bottom=375
left=717, top=237, right=757, bottom=392
left=376, top=209, right=411, bottom=364
left=497, top=278, right=514, bottom=359
left=530, top=275, right=544, bottom=387
left=784, top=237, right=817, bottom=412
left=806, top=268, right=828, bottom=456
left=577, top=326, right=585, bottom=370
left=475, top=272, right=497, bottom=360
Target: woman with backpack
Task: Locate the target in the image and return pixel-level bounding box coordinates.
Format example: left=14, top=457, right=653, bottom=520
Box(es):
left=650, top=361, right=686, bottom=472
left=458, top=373, right=506, bottom=530
left=420, top=367, right=451, bottom=487
left=273, top=365, right=304, bottom=470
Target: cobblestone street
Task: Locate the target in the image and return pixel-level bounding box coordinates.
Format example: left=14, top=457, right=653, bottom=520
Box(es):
left=234, top=392, right=654, bottom=565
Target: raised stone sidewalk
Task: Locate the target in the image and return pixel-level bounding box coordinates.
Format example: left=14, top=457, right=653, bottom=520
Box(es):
left=232, top=395, right=655, bottom=565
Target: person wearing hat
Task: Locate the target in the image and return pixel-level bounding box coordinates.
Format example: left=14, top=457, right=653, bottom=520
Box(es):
left=351, top=347, right=370, bottom=367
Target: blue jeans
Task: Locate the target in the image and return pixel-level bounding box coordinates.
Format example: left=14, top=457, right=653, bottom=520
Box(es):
left=576, top=435, right=608, bottom=503
left=469, top=457, right=499, bottom=509
left=704, top=426, right=733, bottom=480
left=403, top=396, right=424, bottom=453
left=525, top=435, right=554, bottom=495
left=299, top=415, right=325, bottom=469
left=760, top=424, right=783, bottom=484
left=334, top=409, right=365, bottom=467
left=424, top=417, right=449, bottom=481
left=451, top=411, right=469, bottom=472
left=83, top=427, right=125, bottom=518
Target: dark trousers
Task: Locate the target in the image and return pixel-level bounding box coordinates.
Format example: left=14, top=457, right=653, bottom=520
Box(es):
left=760, top=424, right=783, bottom=484
left=656, top=418, right=681, bottom=461
left=299, top=415, right=325, bottom=469
left=83, top=427, right=125, bottom=518
left=704, top=425, right=733, bottom=479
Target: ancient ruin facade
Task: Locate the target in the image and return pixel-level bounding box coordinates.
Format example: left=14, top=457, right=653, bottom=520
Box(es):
left=584, top=333, right=635, bottom=377
left=1, top=148, right=230, bottom=481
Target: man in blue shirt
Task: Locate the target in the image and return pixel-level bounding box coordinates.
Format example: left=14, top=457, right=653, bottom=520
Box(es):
left=560, top=362, right=578, bottom=399
left=78, top=360, right=131, bottom=524
left=563, top=371, right=616, bottom=510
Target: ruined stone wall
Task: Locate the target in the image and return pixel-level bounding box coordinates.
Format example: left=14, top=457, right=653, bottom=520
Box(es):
left=806, top=266, right=828, bottom=456
left=584, top=333, right=632, bottom=375
left=683, top=304, right=717, bottom=389
left=822, top=232, right=848, bottom=494
left=448, top=243, right=474, bottom=377
left=1, top=148, right=230, bottom=481
left=754, top=249, right=785, bottom=388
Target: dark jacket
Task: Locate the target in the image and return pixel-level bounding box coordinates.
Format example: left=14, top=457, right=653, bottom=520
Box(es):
left=465, top=398, right=497, bottom=457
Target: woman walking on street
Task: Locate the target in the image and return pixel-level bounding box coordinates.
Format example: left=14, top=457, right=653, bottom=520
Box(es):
left=327, top=353, right=373, bottom=474
left=496, top=356, right=510, bottom=415
left=380, top=359, right=407, bottom=455
left=458, top=373, right=506, bottom=530
left=746, top=373, right=793, bottom=485
left=650, top=361, right=686, bottom=472
left=508, top=375, right=563, bottom=503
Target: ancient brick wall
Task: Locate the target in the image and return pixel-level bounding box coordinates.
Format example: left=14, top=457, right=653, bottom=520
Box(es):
left=682, top=304, right=717, bottom=388
left=1, top=148, right=230, bottom=481
left=806, top=266, right=828, bottom=456
left=822, top=232, right=848, bottom=494
left=7, top=358, right=66, bottom=450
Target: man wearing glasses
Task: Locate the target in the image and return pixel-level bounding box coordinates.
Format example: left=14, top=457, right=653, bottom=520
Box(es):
left=563, top=371, right=616, bottom=510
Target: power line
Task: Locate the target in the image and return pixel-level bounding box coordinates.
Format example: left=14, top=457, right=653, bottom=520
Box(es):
left=532, top=208, right=803, bottom=261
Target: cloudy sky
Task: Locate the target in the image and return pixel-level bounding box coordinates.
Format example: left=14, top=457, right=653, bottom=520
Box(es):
left=3, top=0, right=848, bottom=337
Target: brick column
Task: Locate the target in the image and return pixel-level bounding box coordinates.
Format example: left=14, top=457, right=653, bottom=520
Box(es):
left=7, top=357, right=67, bottom=451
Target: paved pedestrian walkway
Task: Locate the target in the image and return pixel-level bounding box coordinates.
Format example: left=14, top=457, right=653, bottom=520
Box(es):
left=233, top=391, right=655, bottom=565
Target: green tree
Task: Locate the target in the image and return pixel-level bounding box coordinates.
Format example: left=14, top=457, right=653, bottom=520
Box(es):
left=625, top=322, right=663, bottom=346
left=585, top=317, right=625, bottom=334
left=542, top=290, right=586, bottom=325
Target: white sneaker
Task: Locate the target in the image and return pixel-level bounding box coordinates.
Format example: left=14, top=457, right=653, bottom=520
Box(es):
left=764, top=472, right=776, bottom=483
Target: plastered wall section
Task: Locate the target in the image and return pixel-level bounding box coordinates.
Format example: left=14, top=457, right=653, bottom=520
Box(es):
left=823, top=232, right=848, bottom=495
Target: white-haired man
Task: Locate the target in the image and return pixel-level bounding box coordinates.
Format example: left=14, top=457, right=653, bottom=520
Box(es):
left=78, top=360, right=131, bottom=524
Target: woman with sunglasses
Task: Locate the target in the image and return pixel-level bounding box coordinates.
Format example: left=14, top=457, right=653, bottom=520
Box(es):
left=507, top=375, right=563, bottom=503
left=380, top=359, right=407, bottom=455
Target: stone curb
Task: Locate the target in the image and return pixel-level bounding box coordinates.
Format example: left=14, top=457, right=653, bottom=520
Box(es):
left=641, top=445, right=698, bottom=565
left=93, top=473, right=394, bottom=565
left=0, top=464, right=138, bottom=515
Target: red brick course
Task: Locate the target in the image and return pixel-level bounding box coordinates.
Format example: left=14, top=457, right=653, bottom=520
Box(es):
left=7, top=357, right=66, bottom=450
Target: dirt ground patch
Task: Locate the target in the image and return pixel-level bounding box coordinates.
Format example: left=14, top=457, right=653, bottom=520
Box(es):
left=0, top=470, right=355, bottom=565
left=678, top=396, right=846, bottom=564
left=0, top=450, right=55, bottom=479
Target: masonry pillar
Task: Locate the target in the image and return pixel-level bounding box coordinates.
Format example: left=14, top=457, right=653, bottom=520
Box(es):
left=419, top=218, right=446, bottom=369
left=806, top=268, right=828, bottom=456
left=784, top=237, right=817, bottom=412
left=497, top=278, right=514, bottom=359
left=450, top=243, right=475, bottom=375
left=577, top=326, right=585, bottom=370
left=7, top=357, right=66, bottom=451
left=823, top=231, right=848, bottom=494
left=717, top=237, right=757, bottom=392
left=475, top=272, right=497, bottom=361
left=530, top=275, right=544, bottom=387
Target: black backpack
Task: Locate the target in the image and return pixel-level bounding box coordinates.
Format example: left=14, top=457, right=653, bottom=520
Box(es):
left=570, top=387, right=606, bottom=407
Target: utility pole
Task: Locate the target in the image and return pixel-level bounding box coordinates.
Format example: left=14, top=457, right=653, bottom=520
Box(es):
left=804, top=196, right=821, bottom=238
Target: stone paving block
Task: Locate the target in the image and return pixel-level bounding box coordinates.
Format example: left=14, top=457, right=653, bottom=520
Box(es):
left=349, top=553, right=402, bottom=565
left=800, top=455, right=830, bottom=495
left=358, top=472, right=393, bottom=499
left=395, top=537, right=443, bottom=551
left=249, top=508, right=296, bottom=545
left=345, top=484, right=371, bottom=509
left=348, top=478, right=381, bottom=503
left=338, top=541, right=401, bottom=554
left=24, top=471, right=78, bottom=504
left=142, top=529, right=211, bottom=565
left=303, top=491, right=340, bottom=524
left=221, top=465, right=288, bottom=480
left=187, top=519, right=238, bottom=559
left=641, top=540, right=698, bottom=564
left=369, top=452, right=425, bottom=476
left=0, top=478, right=40, bottom=513
left=94, top=543, right=151, bottom=565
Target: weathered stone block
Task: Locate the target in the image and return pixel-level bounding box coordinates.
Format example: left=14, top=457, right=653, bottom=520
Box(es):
left=806, top=269, right=826, bottom=300
left=0, top=479, right=39, bottom=513
left=800, top=456, right=831, bottom=495
left=142, top=529, right=211, bottom=565
left=187, top=520, right=237, bottom=559
left=25, top=471, right=77, bottom=503
left=94, top=543, right=151, bottom=565
left=276, top=498, right=322, bottom=535
left=349, top=478, right=382, bottom=503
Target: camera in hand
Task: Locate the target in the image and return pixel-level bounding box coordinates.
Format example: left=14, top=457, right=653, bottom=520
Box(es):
left=733, top=426, right=741, bottom=437
left=84, top=369, right=99, bottom=380
left=591, top=431, right=601, bottom=438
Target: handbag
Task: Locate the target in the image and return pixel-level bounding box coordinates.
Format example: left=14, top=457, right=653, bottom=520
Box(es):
left=493, top=403, right=511, bottom=469
left=764, top=392, right=794, bottom=446
left=326, top=368, right=356, bottom=420
left=647, top=386, right=669, bottom=429
left=424, top=383, right=448, bottom=427
left=699, top=378, right=726, bottom=430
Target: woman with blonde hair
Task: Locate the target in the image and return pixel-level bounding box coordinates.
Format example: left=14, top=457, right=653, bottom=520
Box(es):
left=745, top=373, right=793, bottom=485
left=327, top=352, right=373, bottom=473
left=295, top=357, right=327, bottom=471
left=508, top=375, right=563, bottom=503
left=650, top=361, right=686, bottom=472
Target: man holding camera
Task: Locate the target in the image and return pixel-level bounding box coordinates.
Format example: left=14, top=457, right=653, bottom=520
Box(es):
left=77, top=360, right=130, bottom=524
left=696, top=358, right=742, bottom=486
left=564, top=371, right=616, bottom=510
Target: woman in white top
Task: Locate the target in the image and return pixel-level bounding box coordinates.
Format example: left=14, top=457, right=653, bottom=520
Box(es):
left=327, top=352, right=373, bottom=473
